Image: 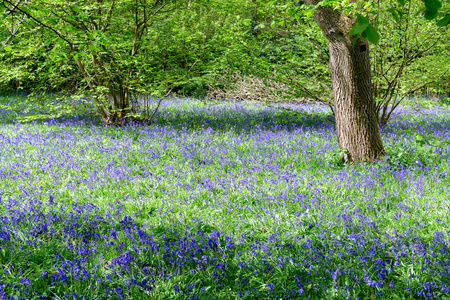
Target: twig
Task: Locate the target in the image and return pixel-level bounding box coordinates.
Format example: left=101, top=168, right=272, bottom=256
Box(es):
left=3, top=0, right=74, bottom=46
left=382, top=67, right=450, bottom=125
left=146, top=86, right=175, bottom=123
left=145, top=59, right=198, bottom=123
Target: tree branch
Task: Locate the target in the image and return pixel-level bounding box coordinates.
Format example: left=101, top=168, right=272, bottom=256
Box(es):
left=3, top=0, right=73, bottom=47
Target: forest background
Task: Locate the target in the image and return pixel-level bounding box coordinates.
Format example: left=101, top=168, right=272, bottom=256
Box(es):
left=1, top=0, right=449, bottom=111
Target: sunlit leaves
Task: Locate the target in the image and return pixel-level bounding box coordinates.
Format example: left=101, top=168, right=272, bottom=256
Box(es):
left=304, top=9, right=314, bottom=18
left=387, top=7, right=400, bottom=22
left=436, top=14, right=450, bottom=26
left=349, top=0, right=447, bottom=44
left=349, top=15, right=369, bottom=35
left=71, top=5, right=82, bottom=14
left=350, top=15, right=380, bottom=44
left=242, top=19, right=252, bottom=26
left=46, top=16, right=58, bottom=25
left=362, top=26, right=380, bottom=44
left=88, top=43, right=97, bottom=53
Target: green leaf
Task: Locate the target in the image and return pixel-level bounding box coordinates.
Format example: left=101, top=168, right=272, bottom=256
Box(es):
left=47, top=17, right=58, bottom=25
left=423, top=0, right=441, bottom=20
left=356, top=15, right=369, bottom=26
left=72, top=5, right=82, bottom=14
left=361, top=29, right=367, bottom=38
left=279, top=19, right=285, bottom=26
left=424, top=9, right=438, bottom=20
left=350, top=24, right=368, bottom=35
left=62, top=25, right=75, bottom=33
left=97, top=37, right=108, bottom=46
left=349, top=15, right=369, bottom=35
left=304, top=9, right=314, bottom=18
left=424, top=0, right=442, bottom=10
left=436, top=14, right=450, bottom=26
left=397, top=0, right=405, bottom=5
left=287, top=7, right=295, bottom=15
left=73, top=52, right=87, bottom=59
left=243, top=19, right=252, bottom=26
left=3, top=45, right=12, bottom=52
left=364, top=26, right=380, bottom=44
left=439, top=140, right=450, bottom=147
left=40, top=7, right=50, bottom=15
left=387, top=8, right=400, bottom=22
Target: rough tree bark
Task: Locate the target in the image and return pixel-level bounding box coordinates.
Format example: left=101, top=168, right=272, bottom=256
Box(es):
left=304, top=1, right=385, bottom=163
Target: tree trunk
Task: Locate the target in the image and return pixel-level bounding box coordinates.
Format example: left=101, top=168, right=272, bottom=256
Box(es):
left=304, top=1, right=385, bottom=163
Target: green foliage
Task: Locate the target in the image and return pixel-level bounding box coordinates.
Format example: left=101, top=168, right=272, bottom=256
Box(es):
left=0, top=0, right=448, bottom=117
left=0, top=27, right=82, bottom=93
left=347, top=0, right=449, bottom=45
left=400, top=128, right=450, bottom=148
left=385, top=125, right=450, bottom=170
left=1, top=0, right=333, bottom=105
left=349, top=15, right=380, bottom=44
left=437, top=13, right=450, bottom=26
left=1, top=0, right=197, bottom=123
left=424, top=0, right=442, bottom=20
left=362, top=25, right=380, bottom=44
left=324, top=148, right=348, bottom=169
left=370, top=0, right=450, bottom=126
left=349, top=15, right=369, bottom=35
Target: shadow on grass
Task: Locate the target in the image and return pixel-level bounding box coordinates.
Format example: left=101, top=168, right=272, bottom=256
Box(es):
left=145, top=103, right=336, bottom=133
left=1, top=96, right=336, bottom=133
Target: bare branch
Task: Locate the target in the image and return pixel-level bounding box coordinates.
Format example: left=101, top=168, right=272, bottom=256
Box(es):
left=101, top=0, right=115, bottom=32
left=2, top=0, right=29, bottom=15
left=0, top=13, right=25, bottom=48
left=146, top=86, right=175, bottom=123
left=380, top=67, right=450, bottom=126
left=2, top=0, right=73, bottom=47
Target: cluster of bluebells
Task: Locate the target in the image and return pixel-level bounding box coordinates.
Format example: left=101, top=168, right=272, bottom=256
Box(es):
left=0, top=196, right=450, bottom=299
left=0, top=96, right=449, bottom=299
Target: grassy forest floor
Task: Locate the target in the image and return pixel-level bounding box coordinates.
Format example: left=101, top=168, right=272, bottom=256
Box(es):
left=0, top=95, right=450, bottom=299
